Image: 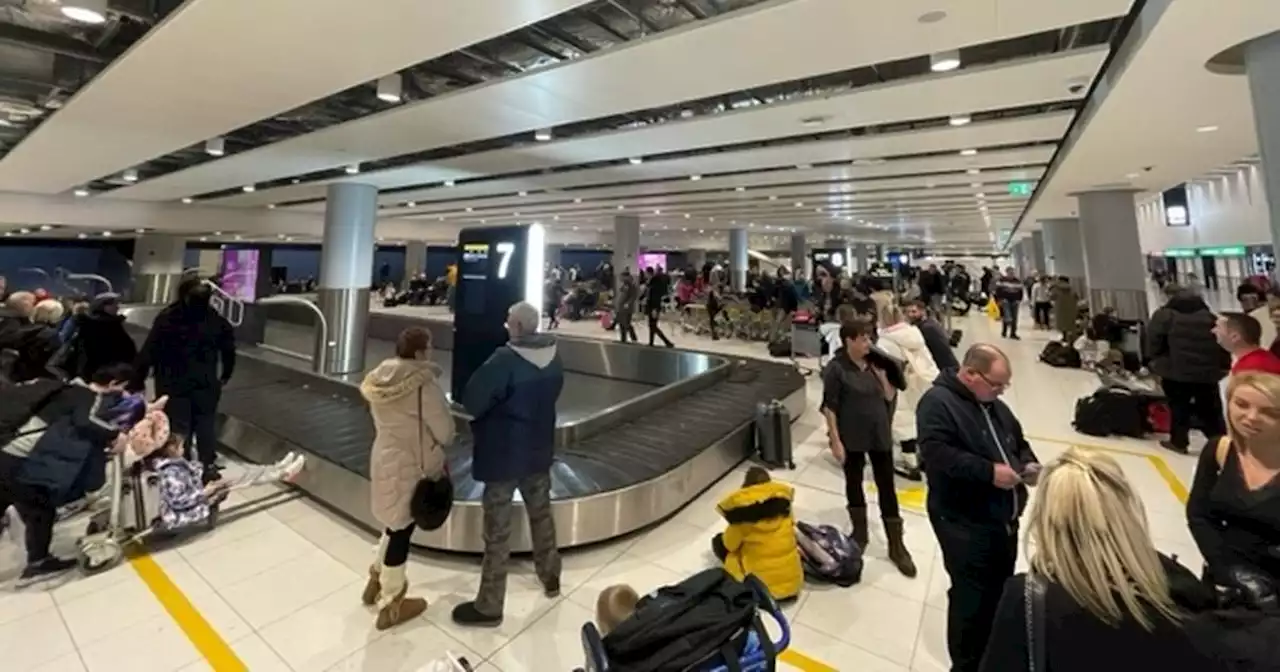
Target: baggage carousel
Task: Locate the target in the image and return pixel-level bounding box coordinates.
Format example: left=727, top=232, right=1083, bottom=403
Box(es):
left=122, top=304, right=807, bottom=552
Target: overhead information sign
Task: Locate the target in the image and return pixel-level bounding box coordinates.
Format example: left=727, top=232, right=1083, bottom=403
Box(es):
left=1007, top=181, right=1033, bottom=197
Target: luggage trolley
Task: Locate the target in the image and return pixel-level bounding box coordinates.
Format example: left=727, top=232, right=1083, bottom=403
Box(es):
left=578, top=575, right=792, bottom=672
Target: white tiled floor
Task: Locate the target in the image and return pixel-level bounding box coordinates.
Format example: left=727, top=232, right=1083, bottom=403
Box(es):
left=0, top=307, right=1204, bottom=671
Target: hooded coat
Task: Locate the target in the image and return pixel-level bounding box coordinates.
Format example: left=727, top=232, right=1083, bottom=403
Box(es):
left=360, top=358, right=455, bottom=531
left=1147, top=293, right=1230, bottom=384
left=877, top=322, right=942, bottom=443
left=716, top=480, right=803, bottom=600
left=65, top=296, right=137, bottom=381
left=461, top=333, right=564, bottom=483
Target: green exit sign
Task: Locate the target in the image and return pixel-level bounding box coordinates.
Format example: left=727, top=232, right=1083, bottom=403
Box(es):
left=1007, top=181, right=1033, bottom=197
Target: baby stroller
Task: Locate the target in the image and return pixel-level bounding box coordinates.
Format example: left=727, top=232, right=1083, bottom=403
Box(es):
left=578, top=573, right=791, bottom=672
left=76, top=453, right=225, bottom=574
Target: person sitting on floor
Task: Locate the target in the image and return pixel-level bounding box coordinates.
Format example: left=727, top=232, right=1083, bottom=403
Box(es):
left=596, top=584, right=641, bottom=635
left=712, top=466, right=803, bottom=600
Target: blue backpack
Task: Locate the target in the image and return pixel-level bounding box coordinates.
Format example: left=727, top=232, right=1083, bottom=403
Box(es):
left=795, top=521, right=863, bottom=587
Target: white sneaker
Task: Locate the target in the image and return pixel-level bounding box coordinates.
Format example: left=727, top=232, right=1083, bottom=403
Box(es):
left=280, top=455, right=306, bottom=483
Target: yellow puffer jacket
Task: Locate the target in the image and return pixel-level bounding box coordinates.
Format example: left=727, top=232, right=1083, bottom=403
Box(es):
left=716, top=481, right=803, bottom=600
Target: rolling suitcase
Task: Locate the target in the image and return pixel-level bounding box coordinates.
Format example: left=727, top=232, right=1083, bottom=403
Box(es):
left=755, top=400, right=795, bottom=470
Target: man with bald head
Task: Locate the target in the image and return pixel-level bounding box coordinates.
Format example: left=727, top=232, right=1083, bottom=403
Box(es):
left=916, top=343, right=1040, bottom=672
left=0, top=291, right=37, bottom=353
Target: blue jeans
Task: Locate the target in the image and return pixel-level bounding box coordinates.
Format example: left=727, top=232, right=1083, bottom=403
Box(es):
left=999, top=300, right=1019, bottom=337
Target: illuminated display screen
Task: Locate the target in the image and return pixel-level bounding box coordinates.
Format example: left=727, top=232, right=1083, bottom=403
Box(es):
left=460, top=243, right=490, bottom=314
left=219, top=249, right=259, bottom=302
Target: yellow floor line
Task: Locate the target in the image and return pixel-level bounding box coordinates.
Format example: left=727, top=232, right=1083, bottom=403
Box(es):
left=779, top=647, right=839, bottom=672
left=126, top=547, right=247, bottom=671
left=1025, top=435, right=1190, bottom=503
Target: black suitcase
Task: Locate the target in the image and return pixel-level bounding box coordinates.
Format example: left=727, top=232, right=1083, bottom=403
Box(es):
left=755, top=400, right=795, bottom=469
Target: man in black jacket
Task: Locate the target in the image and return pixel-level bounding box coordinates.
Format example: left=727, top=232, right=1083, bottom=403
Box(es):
left=643, top=267, right=674, bottom=348
left=134, top=279, right=235, bottom=482
left=993, top=267, right=1025, bottom=340
left=906, top=299, right=959, bottom=371
left=1147, top=286, right=1230, bottom=454
left=917, top=344, right=1040, bottom=672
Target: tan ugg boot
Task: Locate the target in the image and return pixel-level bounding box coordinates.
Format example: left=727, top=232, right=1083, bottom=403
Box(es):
left=361, top=534, right=389, bottom=606
left=375, top=565, right=427, bottom=630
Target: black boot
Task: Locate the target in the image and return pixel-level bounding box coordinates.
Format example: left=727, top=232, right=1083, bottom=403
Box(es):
left=847, top=506, right=869, bottom=550
left=884, top=517, right=918, bottom=578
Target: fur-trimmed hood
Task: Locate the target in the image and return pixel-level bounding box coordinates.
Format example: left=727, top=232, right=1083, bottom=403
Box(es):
left=360, top=357, right=442, bottom=405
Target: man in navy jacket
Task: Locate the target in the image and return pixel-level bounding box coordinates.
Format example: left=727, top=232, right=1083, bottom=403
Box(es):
left=453, top=301, right=564, bottom=627
left=917, top=344, right=1040, bottom=672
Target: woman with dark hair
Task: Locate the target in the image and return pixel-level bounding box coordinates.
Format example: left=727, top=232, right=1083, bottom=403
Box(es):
left=358, top=327, right=455, bottom=630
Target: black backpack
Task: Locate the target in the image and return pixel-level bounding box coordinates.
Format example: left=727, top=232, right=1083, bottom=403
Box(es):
left=603, top=568, right=772, bottom=672
left=1073, top=386, right=1147, bottom=438
left=1040, top=341, right=1082, bottom=369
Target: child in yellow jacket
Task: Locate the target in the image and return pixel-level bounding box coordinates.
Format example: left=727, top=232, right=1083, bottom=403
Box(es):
left=712, top=467, right=803, bottom=600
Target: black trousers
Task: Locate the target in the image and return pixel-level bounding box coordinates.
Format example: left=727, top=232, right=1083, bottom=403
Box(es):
left=647, top=309, right=672, bottom=347
left=383, top=524, right=414, bottom=568
left=1162, top=379, right=1225, bottom=450
left=1033, top=302, right=1051, bottom=327
left=165, top=385, right=222, bottom=469
left=0, top=454, right=56, bottom=564
left=931, top=514, right=1018, bottom=672
left=844, top=450, right=899, bottom=519
left=708, top=306, right=722, bottom=340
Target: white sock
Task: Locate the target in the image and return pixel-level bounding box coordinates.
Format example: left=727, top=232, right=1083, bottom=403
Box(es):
left=378, top=564, right=408, bottom=608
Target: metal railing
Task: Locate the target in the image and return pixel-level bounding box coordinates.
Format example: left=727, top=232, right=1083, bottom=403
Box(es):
left=57, top=267, right=114, bottom=294
left=182, top=267, right=246, bottom=327
left=255, top=295, right=329, bottom=374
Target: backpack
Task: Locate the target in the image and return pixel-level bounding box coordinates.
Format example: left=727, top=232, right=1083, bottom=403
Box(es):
left=1073, top=386, right=1147, bottom=438
left=603, top=568, right=772, bottom=672
left=1040, top=341, right=1082, bottom=369
left=795, top=521, right=863, bottom=587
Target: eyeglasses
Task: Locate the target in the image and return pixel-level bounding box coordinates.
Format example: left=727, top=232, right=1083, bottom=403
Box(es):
left=976, top=370, right=1011, bottom=391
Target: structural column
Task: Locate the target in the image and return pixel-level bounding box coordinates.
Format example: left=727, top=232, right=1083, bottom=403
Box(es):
left=613, top=215, right=640, bottom=283
left=1244, top=31, right=1280, bottom=250
left=854, top=243, right=870, bottom=274
left=1041, top=218, right=1086, bottom=291
left=318, top=182, right=377, bottom=375
left=729, top=228, right=748, bottom=292
left=403, top=241, right=427, bottom=285
left=789, top=234, right=807, bottom=277
left=132, top=234, right=186, bottom=304
left=1075, top=190, right=1148, bottom=320
left=687, top=248, right=707, bottom=271
left=1030, top=231, right=1047, bottom=276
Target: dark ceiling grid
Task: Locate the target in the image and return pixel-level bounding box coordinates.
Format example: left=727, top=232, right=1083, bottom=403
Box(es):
left=0, top=0, right=180, bottom=155
left=80, top=0, right=772, bottom=194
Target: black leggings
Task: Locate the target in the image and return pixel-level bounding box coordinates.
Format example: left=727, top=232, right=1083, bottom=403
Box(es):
left=383, top=525, right=414, bottom=568
left=648, top=309, right=672, bottom=347
left=0, top=455, right=56, bottom=564
left=1033, top=302, right=1051, bottom=327
left=844, top=451, right=900, bottom=519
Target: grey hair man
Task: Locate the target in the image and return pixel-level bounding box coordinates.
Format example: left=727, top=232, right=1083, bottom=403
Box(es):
left=916, top=343, right=1041, bottom=672
left=454, top=301, right=564, bottom=627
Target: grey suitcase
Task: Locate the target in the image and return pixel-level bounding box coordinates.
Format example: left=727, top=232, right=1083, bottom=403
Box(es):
left=755, top=400, right=795, bottom=470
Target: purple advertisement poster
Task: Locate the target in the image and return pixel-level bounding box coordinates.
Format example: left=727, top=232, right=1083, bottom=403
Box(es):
left=220, top=249, right=260, bottom=302
left=637, top=252, right=668, bottom=271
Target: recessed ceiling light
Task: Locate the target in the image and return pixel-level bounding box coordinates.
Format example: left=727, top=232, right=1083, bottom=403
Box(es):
left=684, top=213, right=691, bottom=219
left=975, top=193, right=986, bottom=199
left=101, top=231, right=112, bottom=237
left=122, top=168, right=138, bottom=183
left=949, top=114, right=971, bottom=127
left=653, top=209, right=661, bottom=215
left=735, top=186, right=746, bottom=192
left=242, top=185, right=255, bottom=193
left=61, top=0, right=108, bottom=24
left=573, top=198, right=582, bottom=204
left=465, top=207, right=473, bottom=212
left=345, top=164, right=360, bottom=175
left=769, top=195, right=778, bottom=201
left=930, top=50, right=961, bottom=72
left=689, top=174, right=702, bottom=181
left=73, top=188, right=90, bottom=198
left=77, top=232, right=88, bottom=239
left=406, top=201, right=416, bottom=207
left=234, top=235, right=243, bottom=241
left=1125, top=172, right=1141, bottom=179
left=794, top=202, right=804, bottom=207
left=376, top=74, right=403, bottom=103
left=617, top=205, right=625, bottom=210
left=443, top=179, right=455, bottom=187
left=204, top=137, right=225, bottom=156
left=518, top=191, right=528, bottom=197
left=534, top=128, right=553, bottom=142
left=628, top=157, right=643, bottom=165
left=796, top=164, right=812, bottom=170
left=291, top=178, right=301, bottom=184
left=39, top=224, right=52, bottom=231
left=966, top=168, right=980, bottom=175
left=960, top=149, right=978, bottom=156
left=267, top=204, right=276, bottom=209
left=1196, top=125, right=1219, bottom=133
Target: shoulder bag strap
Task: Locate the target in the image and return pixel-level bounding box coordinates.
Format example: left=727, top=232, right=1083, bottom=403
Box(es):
left=1024, top=573, right=1047, bottom=672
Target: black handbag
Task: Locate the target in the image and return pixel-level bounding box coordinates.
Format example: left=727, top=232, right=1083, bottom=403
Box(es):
left=1024, top=573, right=1047, bottom=672
left=409, top=387, right=454, bottom=531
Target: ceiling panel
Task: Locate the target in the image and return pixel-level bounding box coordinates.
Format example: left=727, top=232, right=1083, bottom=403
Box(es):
left=0, top=0, right=593, bottom=195
left=213, top=47, right=1104, bottom=207
left=112, top=0, right=1130, bottom=202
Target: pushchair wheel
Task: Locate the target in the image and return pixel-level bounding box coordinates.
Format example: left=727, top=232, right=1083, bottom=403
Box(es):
left=78, top=538, right=123, bottom=574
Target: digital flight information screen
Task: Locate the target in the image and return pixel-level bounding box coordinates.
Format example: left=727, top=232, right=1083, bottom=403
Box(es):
left=460, top=242, right=490, bottom=314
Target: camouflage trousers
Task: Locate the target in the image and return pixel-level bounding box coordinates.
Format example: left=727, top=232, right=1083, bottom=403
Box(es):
left=475, top=471, right=562, bottom=615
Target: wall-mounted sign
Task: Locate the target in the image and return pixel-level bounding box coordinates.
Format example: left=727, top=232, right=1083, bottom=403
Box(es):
left=1163, top=185, right=1191, bottom=227
left=1007, top=181, right=1033, bottom=197
left=1164, top=248, right=1196, bottom=257
left=1163, top=246, right=1247, bottom=258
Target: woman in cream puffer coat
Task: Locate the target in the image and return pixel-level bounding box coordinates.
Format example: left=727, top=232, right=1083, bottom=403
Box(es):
left=358, top=327, right=455, bottom=631
left=876, top=303, right=941, bottom=481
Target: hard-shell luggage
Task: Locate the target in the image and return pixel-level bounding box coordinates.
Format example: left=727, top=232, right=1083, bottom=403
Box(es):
left=755, top=400, right=795, bottom=470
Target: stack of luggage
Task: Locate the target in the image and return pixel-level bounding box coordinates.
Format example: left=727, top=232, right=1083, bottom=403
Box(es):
left=1073, top=378, right=1169, bottom=438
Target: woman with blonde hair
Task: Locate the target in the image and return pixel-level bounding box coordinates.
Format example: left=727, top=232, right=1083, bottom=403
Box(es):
left=1187, top=372, right=1280, bottom=606
left=979, top=447, right=1214, bottom=671
left=874, top=301, right=939, bottom=482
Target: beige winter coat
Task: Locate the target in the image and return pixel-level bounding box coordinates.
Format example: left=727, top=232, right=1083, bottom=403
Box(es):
left=360, top=358, right=455, bottom=531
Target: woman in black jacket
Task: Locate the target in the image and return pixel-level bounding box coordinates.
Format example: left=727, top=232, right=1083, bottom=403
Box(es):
left=980, top=447, right=1216, bottom=672
left=64, top=294, right=137, bottom=381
